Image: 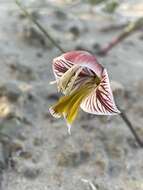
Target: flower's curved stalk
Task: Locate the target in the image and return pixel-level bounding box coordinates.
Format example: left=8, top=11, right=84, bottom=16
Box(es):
left=15, top=0, right=143, bottom=148
left=15, top=0, right=65, bottom=53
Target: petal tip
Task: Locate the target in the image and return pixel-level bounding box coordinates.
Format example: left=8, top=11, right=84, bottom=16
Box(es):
left=115, top=108, right=121, bottom=114
left=67, top=124, right=71, bottom=135
left=63, top=114, right=72, bottom=135
left=49, top=107, right=61, bottom=118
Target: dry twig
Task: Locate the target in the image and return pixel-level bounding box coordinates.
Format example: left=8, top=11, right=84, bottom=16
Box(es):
left=98, top=17, right=143, bottom=56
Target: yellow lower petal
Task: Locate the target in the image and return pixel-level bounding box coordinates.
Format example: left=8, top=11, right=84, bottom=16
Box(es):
left=50, top=80, right=95, bottom=125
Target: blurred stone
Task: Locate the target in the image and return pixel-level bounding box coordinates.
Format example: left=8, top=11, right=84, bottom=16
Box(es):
left=23, top=164, right=41, bottom=179
left=36, top=52, right=43, bottom=58
left=32, top=153, right=42, bottom=164
left=52, top=23, right=64, bottom=32
left=57, top=150, right=90, bottom=167
left=94, top=159, right=106, bottom=175
left=126, top=137, right=139, bottom=149
left=9, top=62, right=36, bottom=82
left=0, top=118, right=24, bottom=138
left=108, top=160, right=123, bottom=177
left=27, top=92, right=37, bottom=102
left=0, top=82, right=22, bottom=102
left=17, top=132, right=27, bottom=141
left=105, top=143, right=122, bottom=159
left=0, top=137, right=23, bottom=168
left=33, top=137, right=43, bottom=146
left=10, top=141, right=23, bottom=153
left=54, top=10, right=67, bottom=20
left=81, top=124, right=94, bottom=132
left=92, top=43, right=101, bottom=52
left=19, top=151, right=32, bottom=160
left=67, top=20, right=86, bottom=38
left=69, top=26, right=80, bottom=38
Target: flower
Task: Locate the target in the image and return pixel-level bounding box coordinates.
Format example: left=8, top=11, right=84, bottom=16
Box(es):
left=49, top=51, right=120, bottom=133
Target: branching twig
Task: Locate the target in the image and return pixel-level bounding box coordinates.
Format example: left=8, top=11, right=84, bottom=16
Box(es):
left=15, top=0, right=143, bottom=147
left=15, top=0, right=65, bottom=53
left=98, top=17, right=143, bottom=56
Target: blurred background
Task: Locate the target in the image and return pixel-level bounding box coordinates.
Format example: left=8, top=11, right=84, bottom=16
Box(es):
left=0, top=0, right=143, bottom=190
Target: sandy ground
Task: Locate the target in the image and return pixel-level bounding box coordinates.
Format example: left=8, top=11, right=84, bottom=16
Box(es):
left=0, top=0, right=143, bottom=190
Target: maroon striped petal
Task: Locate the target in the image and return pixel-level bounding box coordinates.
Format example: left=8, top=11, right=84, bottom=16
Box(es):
left=80, top=69, right=120, bottom=115
left=53, top=51, right=105, bottom=94
left=53, top=51, right=88, bottom=80
left=53, top=55, right=74, bottom=80
left=53, top=51, right=103, bottom=79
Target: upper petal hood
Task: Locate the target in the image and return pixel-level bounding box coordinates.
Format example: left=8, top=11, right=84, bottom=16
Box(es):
left=53, top=51, right=104, bottom=80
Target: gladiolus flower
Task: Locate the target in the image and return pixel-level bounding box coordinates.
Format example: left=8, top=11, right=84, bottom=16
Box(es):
left=49, top=51, right=120, bottom=133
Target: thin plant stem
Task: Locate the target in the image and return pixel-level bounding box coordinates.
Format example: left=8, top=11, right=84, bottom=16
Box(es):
left=15, top=0, right=143, bottom=147
left=98, top=17, right=143, bottom=56
left=15, top=0, right=65, bottom=53
left=118, top=106, right=143, bottom=147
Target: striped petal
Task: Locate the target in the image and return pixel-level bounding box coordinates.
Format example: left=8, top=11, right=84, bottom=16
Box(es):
left=53, top=51, right=104, bottom=79
left=80, top=69, right=120, bottom=115
left=53, top=51, right=104, bottom=93
left=53, top=51, right=90, bottom=80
